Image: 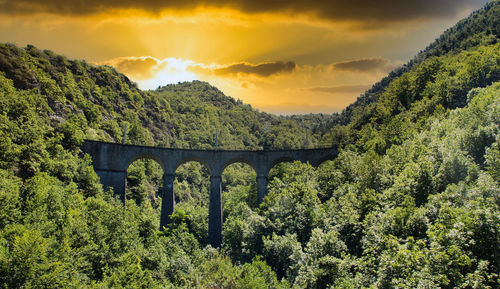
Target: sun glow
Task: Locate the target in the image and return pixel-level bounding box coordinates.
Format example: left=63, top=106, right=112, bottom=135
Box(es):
left=132, top=58, right=199, bottom=90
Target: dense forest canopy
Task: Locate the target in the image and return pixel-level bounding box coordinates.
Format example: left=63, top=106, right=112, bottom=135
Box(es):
left=0, top=1, right=499, bottom=288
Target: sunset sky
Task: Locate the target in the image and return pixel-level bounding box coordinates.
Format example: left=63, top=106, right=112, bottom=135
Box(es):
left=0, top=0, right=491, bottom=114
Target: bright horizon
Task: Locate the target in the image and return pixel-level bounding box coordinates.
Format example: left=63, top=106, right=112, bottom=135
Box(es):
left=0, top=0, right=491, bottom=114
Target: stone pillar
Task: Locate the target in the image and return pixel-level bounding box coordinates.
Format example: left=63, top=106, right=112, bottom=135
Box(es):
left=95, top=169, right=127, bottom=205
left=257, top=175, right=268, bottom=204
left=208, top=175, right=223, bottom=248
left=160, top=173, right=175, bottom=230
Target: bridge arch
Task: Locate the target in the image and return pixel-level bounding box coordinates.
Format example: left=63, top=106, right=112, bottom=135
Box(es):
left=269, top=156, right=301, bottom=170
left=126, top=153, right=166, bottom=172
left=175, top=155, right=212, bottom=175
left=126, top=157, right=164, bottom=208
left=174, top=160, right=210, bottom=206
left=222, top=157, right=257, bottom=174
left=221, top=162, right=258, bottom=209
left=312, top=154, right=337, bottom=167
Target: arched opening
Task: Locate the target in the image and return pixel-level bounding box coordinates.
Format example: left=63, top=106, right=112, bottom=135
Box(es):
left=173, top=160, right=211, bottom=245
left=268, top=157, right=300, bottom=181
left=265, top=159, right=319, bottom=245
left=175, top=161, right=210, bottom=206
left=221, top=162, right=257, bottom=220
left=126, top=157, right=164, bottom=211
left=316, top=160, right=337, bottom=203
left=221, top=161, right=259, bottom=257
left=314, top=154, right=337, bottom=167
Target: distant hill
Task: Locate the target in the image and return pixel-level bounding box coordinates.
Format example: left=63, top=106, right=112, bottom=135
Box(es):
left=0, top=44, right=326, bottom=151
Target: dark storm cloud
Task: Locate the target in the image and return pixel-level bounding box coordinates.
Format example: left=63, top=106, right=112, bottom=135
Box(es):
left=332, top=58, right=393, bottom=72
left=307, top=84, right=372, bottom=94
left=0, top=0, right=488, bottom=23
left=214, top=61, right=296, bottom=77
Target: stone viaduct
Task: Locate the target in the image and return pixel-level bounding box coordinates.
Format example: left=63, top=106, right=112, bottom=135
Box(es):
left=82, top=140, right=339, bottom=248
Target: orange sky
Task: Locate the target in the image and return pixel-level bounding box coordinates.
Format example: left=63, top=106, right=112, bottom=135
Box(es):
left=0, top=0, right=490, bottom=114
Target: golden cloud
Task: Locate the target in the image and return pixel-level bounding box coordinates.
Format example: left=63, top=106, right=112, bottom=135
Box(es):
left=213, top=61, right=296, bottom=77
left=100, top=56, right=161, bottom=79
left=332, top=58, right=395, bottom=73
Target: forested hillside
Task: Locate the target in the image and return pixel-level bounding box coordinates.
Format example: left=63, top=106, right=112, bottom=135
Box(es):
left=0, top=1, right=499, bottom=288
left=339, top=0, right=500, bottom=126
